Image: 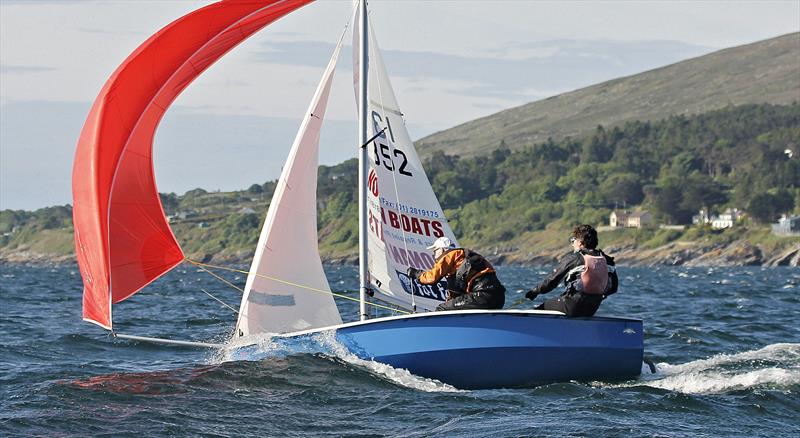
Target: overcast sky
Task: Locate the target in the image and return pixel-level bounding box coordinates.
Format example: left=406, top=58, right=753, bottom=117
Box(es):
left=1, top=0, right=798, bottom=210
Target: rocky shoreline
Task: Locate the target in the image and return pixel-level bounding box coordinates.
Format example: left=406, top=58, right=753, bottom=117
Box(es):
left=2, top=239, right=797, bottom=267
left=494, top=240, right=800, bottom=267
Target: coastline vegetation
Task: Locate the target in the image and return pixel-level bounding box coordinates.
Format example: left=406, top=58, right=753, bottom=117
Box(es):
left=1, top=103, right=798, bottom=263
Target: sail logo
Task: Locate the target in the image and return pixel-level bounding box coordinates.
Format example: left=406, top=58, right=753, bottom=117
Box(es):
left=396, top=270, right=447, bottom=301
left=368, top=169, right=379, bottom=196
left=380, top=207, right=444, bottom=238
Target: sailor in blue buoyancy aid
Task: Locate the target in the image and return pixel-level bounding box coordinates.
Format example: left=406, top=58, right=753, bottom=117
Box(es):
left=525, top=224, right=618, bottom=317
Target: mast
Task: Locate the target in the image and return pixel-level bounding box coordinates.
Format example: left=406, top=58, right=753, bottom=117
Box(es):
left=357, top=0, right=369, bottom=320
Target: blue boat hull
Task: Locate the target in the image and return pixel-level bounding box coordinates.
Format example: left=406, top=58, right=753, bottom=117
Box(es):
left=335, top=311, right=643, bottom=389
left=232, top=310, right=644, bottom=389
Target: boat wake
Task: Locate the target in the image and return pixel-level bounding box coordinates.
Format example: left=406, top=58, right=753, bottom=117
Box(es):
left=212, top=331, right=461, bottom=393
left=611, top=343, right=800, bottom=394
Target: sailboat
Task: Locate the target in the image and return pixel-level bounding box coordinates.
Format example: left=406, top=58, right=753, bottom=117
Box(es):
left=72, top=0, right=645, bottom=389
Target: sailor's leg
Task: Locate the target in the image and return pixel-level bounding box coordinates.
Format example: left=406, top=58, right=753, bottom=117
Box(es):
left=537, top=293, right=601, bottom=316
left=568, top=293, right=603, bottom=317
left=436, top=291, right=499, bottom=311
left=436, top=293, right=479, bottom=311
left=537, top=294, right=569, bottom=313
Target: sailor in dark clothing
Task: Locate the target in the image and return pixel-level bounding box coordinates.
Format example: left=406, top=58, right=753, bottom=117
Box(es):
left=407, top=237, right=505, bottom=311
left=525, top=224, right=618, bottom=317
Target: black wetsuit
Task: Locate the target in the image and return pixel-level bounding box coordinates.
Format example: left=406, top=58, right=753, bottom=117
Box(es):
left=531, top=249, right=618, bottom=317
left=436, top=273, right=505, bottom=311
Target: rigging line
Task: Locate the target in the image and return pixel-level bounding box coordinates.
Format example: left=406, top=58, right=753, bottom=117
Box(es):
left=200, top=288, right=240, bottom=315
left=194, top=260, right=285, bottom=337
left=369, top=284, right=417, bottom=313
left=190, top=260, right=245, bottom=293
left=185, top=259, right=411, bottom=315
left=193, top=263, right=273, bottom=335
left=369, top=15, right=416, bottom=312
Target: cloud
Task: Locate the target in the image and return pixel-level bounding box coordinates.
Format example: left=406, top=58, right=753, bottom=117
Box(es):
left=0, top=64, right=56, bottom=74
left=252, top=38, right=714, bottom=102
left=77, top=27, right=146, bottom=37
left=0, top=100, right=358, bottom=210
left=0, top=0, right=86, bottom=4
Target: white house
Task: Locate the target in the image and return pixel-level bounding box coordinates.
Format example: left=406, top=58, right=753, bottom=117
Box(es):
left=626, top=211, right=652, bottom=229
left=692, top=208, right=711, bottom=225
left=609, top=210, right=630, bottom=227
left=710, top=208, right=741, bottom=229
left=772, top=215, right=800, bottom=236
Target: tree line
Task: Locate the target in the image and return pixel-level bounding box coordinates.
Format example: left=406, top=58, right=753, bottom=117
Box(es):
left=1, top=103, right=797, bottom=256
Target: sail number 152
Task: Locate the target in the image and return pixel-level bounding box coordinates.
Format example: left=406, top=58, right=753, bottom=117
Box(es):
left=371, top=111, right=412, bottom=176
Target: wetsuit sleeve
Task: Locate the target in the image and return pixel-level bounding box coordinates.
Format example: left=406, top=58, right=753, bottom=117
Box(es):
left=603, top=252, right=619, bottom=296
left=418, top=250, right=461, bottom=285
left=531, top=253, right=580, bottom=295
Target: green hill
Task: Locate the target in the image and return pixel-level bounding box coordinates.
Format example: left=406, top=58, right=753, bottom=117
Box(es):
left=2, top=103, right=797, bottom=265
left=416, top=33, right=800, bottom=158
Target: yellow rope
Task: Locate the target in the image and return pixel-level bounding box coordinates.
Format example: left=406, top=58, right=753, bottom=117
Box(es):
left=191, top=261, right=244, bottom=293
left=185, top=259, right=410, bottom=315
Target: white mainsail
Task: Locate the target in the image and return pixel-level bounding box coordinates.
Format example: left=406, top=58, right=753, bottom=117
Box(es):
left=355, top=24, right=459, bottom=312
left=235, top=41, right=344, bottom=337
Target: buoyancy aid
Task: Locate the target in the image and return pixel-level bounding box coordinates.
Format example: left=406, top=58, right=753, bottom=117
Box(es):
left=580, top=253, right=608, bottom=295
left=418, top=248, right=497, bottom=295
left=453, top=248, right=491, bottom=293
left=564, top=251, right=610, bottom=295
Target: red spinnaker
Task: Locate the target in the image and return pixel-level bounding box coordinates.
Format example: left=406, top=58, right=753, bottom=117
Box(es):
left=72, top=0, right=314, bottom=329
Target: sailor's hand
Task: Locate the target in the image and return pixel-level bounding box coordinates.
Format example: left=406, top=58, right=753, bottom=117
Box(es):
left=525, top=289, right=539, bottom=301
left=406, top=267, right=421, bottom=279
left=446, top=290, right=463, bottom=300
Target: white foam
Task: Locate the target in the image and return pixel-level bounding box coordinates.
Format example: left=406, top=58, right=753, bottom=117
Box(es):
left=608, top=343, right=800, bottom=395
left=656, top=343, right=800, bottom=376
left=209, top=332, right=281, bottom=364
left=312, top=331, right=462, bottom=393
left=643, top=367, right=799, bottom=394
left=208, top=330, right=461, bottom=393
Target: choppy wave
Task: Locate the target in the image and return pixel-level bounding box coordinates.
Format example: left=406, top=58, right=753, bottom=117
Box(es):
left=312, top=331, right=461, bottom=393
left=6, top=264, right=800, bottom=437
left=611, top=343, right=800, bottom=394
left=211, top=331, right=460, bottom=393
left=215, top=332, right=800, bottom=396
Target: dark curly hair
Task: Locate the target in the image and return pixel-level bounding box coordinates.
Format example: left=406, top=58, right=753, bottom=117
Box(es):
left=571, top=224, right=598, bottom=249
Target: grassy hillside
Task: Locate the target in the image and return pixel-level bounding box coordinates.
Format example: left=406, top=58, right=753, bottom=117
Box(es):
left=2, top=104, right=797, bottom=265
left=416, top=33, right=800, bottom=158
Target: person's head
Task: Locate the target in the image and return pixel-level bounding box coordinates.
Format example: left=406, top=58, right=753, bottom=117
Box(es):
left=427, top=236, right=455, bottom=258
left=570, top=224, right=598, bottom=250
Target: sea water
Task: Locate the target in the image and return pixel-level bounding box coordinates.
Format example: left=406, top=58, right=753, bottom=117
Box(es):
left=1, top=264, right=798, bottom=437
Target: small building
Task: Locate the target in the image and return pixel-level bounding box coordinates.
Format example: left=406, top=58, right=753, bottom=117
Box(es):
left=771, top=215, right=800, bottom=236
left=710, top=208, right=741, bottom=229
left=626, top=211, right=652, bottom=229
left=239, top=207, right=256, bottom=215
left=692, top=208, right=711, bottom=225
left=167, top=210, right=199, bottom=223
left=609, top=210, right=630, bottom=227
left=693, top=207, right=743, bottom=229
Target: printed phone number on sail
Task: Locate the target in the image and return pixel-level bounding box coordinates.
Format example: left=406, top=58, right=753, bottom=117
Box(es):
left=379, top=197, right=440, bottom=218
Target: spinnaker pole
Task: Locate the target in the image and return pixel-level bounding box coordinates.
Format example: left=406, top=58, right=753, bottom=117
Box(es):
left=357, top=0, right=369, bottom=320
